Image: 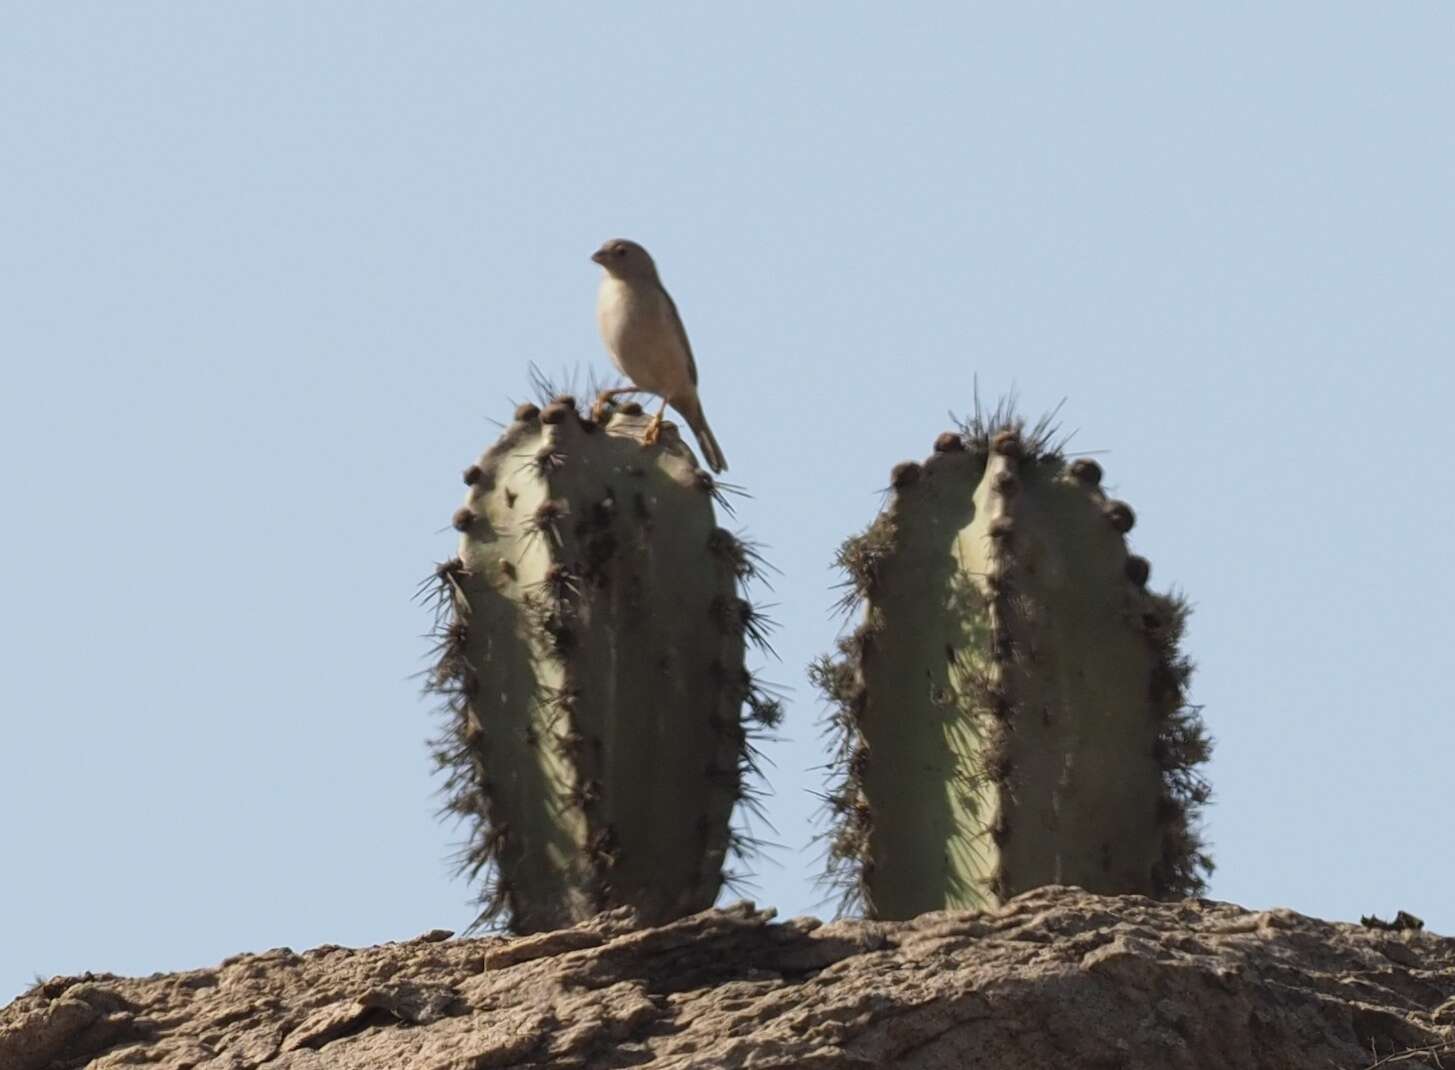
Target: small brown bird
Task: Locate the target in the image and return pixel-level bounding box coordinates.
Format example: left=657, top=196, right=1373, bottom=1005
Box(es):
left=591, top=239, right=728, bottom=473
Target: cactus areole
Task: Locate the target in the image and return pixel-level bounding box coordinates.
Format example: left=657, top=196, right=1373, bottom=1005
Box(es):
left=427, top=396, right=778, bottom=932
left=813, top=406, right=1212, bottom=919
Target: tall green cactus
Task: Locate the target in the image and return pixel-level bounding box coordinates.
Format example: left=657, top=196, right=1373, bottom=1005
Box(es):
left=812, top=405, right=1212, bottom=919
left=425, top=394, right=778, bottom=932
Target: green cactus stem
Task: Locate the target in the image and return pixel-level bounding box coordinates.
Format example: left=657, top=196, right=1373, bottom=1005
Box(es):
left=812, top=405, right=1212, bottom=919
left=425, top=394, right=778, bottom=932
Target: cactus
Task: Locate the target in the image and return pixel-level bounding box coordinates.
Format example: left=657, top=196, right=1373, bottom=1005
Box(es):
left=425, top=393, right=779, bottom=932
left=812, top=403, right=1212, bottom=919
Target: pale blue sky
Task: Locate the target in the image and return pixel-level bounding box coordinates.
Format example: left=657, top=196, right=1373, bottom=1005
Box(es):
left=4, top=4, right=1452, bottom=1000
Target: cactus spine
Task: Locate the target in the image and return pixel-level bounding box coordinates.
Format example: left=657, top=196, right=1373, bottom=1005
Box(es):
left=427, top=395, right=777, bottom=932
left=814, top=408, right=1212, bottom=919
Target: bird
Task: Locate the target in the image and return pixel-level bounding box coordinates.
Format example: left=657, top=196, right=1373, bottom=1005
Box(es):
left=591, top=238, right=728, bottom=473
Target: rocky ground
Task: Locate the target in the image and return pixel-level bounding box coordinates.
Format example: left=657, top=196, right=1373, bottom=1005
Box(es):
left=4, top=886, right=1453, bottom=1069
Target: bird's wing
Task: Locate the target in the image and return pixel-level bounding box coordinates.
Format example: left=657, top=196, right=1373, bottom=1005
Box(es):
left=661, top=286, right=699, bottom=386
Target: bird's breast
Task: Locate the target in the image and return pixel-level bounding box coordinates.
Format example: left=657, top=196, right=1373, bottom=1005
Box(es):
left=595, top=277, right=634, bottom=344
left=596, top=278, right=682, bottom=390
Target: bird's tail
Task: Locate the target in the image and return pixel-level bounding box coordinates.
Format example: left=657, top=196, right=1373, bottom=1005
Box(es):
left=681, top=398, right=728, bottom=473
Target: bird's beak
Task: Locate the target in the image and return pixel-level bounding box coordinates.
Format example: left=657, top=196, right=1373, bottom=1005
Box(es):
left=590, top=249, right=607, bottom=265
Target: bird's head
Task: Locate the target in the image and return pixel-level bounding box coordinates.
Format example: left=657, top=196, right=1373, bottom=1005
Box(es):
left=592, top=238, right=657, bottom=280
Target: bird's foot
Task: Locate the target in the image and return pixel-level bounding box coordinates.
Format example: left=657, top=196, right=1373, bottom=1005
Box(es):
left=642, top=414, right=664, bottom=447
left=590, top=395, right=611, bottom=423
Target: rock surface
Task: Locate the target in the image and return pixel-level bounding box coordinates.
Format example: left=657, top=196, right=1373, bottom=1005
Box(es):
left=4, top=887, right=1453, bottom=1069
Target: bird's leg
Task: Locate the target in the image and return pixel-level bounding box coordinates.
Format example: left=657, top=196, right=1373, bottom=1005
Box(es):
left=642, top=397, right=669, bottom=447
left=590, top=387, right=642, bottom=423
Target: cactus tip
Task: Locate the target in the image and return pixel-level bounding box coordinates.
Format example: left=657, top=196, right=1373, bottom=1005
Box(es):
left=531, top=499, right=565, bottom=538
left=991, top=470, right=1020, bottom=497
left=1104, top=500, right=1136, bottom=533
left=1070, top=458, right=1103, bottom=486
left=991, top=429, right=1023, bottom=458
left=890, top=461, right=922, bottom=490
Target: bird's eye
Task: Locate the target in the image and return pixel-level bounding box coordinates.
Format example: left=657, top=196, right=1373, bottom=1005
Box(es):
left=613, top=246, right=626, bottom=256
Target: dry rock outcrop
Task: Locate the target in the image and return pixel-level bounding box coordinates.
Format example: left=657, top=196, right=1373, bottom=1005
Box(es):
left=4, top=886, right=1453, bottom=1069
